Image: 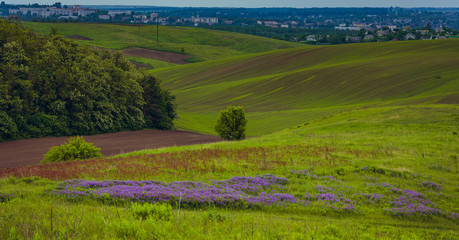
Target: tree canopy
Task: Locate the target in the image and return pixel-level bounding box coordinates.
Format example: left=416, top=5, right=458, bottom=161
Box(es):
left=215, top=106, right=247, bottom=141
left=0, top=20, right=176, bottom=142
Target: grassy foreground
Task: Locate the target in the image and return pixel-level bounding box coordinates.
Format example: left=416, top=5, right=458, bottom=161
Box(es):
left=1, top=105, right=458, bottom=239
left=152, top=39, right=459, bottom=136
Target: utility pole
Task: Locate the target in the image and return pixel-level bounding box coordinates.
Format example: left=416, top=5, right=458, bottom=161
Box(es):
left=156, top=14, right=159, bottom=42
left=37, top=9, right=40, bottom=34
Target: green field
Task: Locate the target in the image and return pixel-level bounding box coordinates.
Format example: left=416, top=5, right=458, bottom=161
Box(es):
left=21, top=22, right=297, bottom=65
left=151, top=39, right=459, bottom=136
left=1, top=23, right=458, bottom=239
left=1, top=105, right=458, bottom=239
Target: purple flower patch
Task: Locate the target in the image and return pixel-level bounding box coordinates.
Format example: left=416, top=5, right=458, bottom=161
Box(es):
left=54, top=175, right=295, bottom=209
left=385, top=189, right=457, bottom=219
left=291, top=169, right=341, bottom=182
left=419, top=181, right=442, bottom=191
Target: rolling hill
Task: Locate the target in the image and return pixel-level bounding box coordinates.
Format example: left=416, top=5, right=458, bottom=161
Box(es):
left=2, top=22, right=458, bottom=240
left=20, top=22, right=297, bottom=65
left=151, top=39, right=459, bottom=136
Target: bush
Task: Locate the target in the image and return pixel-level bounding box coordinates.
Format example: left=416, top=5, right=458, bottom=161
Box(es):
left=131, top=202, right=173, bottom=221
left=215, top=106, right=247, bottom=140
left=42, top=136, right=103, bottom=163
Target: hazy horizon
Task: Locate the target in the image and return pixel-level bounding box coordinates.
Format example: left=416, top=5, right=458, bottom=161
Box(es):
left=8, top=0, right=459, bottom=8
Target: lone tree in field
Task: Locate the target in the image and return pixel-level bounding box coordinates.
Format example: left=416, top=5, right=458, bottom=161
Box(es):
left=215, top=106, right=247, bottom=140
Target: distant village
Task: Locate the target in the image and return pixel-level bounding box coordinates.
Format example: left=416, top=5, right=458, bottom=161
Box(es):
left=2, top=2, right=458, bottom=44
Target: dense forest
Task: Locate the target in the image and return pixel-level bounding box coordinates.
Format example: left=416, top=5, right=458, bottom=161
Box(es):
left=0, top=19, right=176, bottom=142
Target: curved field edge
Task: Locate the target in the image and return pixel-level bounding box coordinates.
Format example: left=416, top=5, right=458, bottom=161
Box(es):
left=20, top=22, right=298, bottom=62
left=151, top=39, right=459, bottom=136
left=0, top=105, right=458, bottom=239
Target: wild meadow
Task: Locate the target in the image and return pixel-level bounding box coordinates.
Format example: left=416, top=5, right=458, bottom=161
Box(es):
left=1, top=21, right=457, bottom=239
left=1, top=105, right=458, bottom=239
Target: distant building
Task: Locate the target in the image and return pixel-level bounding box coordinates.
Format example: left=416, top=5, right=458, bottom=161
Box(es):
left=134, top=15, right=147, bottom=20
left=405, top=33, right=416, bottom=40
left=280, top=24, right=289, bottom=28
left=416, top=30, right=429, bottom=34
left=377, top=30, right=390, bottom=37
left=306, top=35, right=317, bottom=41
left=9, top=6, right=96, bottom=18
left=264, top=21, right=278, bottom=27
left=192, top=16, right=218, bottom=25
left=58, top=15, right=78, bottom=20
left=108, top=10, right=132, bottom=17
left=348, top=36, right=362, bottom=42
left=364, top=35, right=374, bottom=40
left=353, top=23, right=367, bottom=28
left=224, top=20, right=234, bottom=25
left=99, top=15, right=110, bottom=20
left=335, top=25, right=360, bottom=31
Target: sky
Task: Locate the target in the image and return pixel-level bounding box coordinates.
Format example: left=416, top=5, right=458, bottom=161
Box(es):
left=8, top=0, right=459, bottom=8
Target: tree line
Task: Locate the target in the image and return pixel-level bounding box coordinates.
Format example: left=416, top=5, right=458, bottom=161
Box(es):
left=0, top=20, right=176, bottom=142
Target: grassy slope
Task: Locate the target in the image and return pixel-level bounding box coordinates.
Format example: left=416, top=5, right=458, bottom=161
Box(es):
left=21, top=22, right=297, bottom=63
left=151, top=39, right=459, bottom=136
left=1, top=105, right=458, bottom=239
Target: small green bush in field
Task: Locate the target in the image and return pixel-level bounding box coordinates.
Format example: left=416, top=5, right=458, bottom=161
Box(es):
left=215, top=106, right=247, bottom=140
left=131, top=202, right=173, bottom=221
left=42, top=136, right=102, bottom=163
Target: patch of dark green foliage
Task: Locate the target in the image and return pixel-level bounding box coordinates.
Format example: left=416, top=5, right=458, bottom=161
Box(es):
left=130, top=202, right=173, bottom=221
left=42, top=136, right=102, bottom=163
left=360, top=166, right=415, bottom=179
left=0, top=20, right=176, bottom=142
left=215, top=106, right=247, bottom=141
left=0, top=192, right=13, bottom=203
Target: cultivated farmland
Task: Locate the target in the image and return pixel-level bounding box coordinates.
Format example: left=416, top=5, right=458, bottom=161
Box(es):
left=152, top=39, right=459, bottom=136
left=0, top=22, right=458, bottom=239
left=21, top=22, right=297, bottom=67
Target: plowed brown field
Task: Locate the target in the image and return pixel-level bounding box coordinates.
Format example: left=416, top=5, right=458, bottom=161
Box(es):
left=122, top=48, right=190, bottom=64
left=0, top=130, right=220, bottom=168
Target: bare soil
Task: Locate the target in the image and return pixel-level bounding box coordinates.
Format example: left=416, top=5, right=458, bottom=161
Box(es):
left=122, top=48, right=190, bottom=65
left=0, top=130, right=220, bottom=168
left=129, top=61, right=150, bottom=69
left=65, top=35, right=93, bottom=41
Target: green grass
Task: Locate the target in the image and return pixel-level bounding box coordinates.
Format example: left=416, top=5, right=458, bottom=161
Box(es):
left=3, top=25, right=459, bottom=239
left=151, top=39, right=459, bottom=136
left=1, top=105, right=458, bottom=239
left=21, top=22, right=297, bottom=63
left=126, top=56, right=177, bottom=70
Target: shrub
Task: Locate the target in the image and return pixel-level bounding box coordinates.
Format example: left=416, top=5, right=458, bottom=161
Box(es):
left=131, top=202, right=173, bottom=221
left=42, top=136, right=102, bottom=163
left=215, top=106, right=247, bottom=140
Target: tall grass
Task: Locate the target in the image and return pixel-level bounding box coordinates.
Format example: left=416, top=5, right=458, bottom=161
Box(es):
left=1, top=105, right=458, bottom=238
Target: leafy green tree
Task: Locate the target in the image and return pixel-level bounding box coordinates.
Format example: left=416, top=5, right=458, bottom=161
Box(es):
left=42, top=136, right=102, bottom=163
left=215, top=106, right=247, bottom=141
left=0, top=111, right=18, bottom=141
left=0, top=19, right=177, bottom=142
left=138, top=74, right=177, bottom=130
